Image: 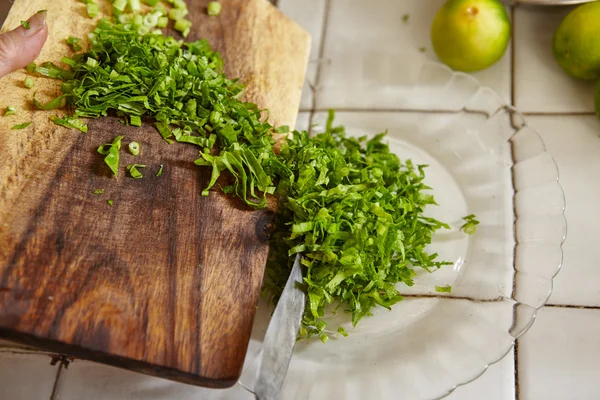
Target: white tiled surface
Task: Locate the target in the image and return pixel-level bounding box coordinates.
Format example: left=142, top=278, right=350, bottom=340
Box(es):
left=0, top=352, right=59, bottom=400
left=317, top=0, right=511, bottom=109
left=3, top=1, right=600, bottom=400
left=518, top=307, right=600, bottom=400
left=53, top=360, right=254, bottom=400
left=513, top=6, right=596, bottom=113
left=527, top=116, right=600, bottom=307
left=278, top=0, right=327, bottom=110
left=445, top=354, right=515, bottom=400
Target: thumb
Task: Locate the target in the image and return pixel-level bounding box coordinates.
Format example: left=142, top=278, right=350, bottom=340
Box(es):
left=0, top=11, right=48, bottom=78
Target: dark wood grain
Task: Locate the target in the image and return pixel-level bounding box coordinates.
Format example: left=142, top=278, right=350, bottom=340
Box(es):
left=0, top=0, right=309, bottom=388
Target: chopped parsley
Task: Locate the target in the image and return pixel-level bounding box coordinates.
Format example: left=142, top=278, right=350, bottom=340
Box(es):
left=107, top=199, right=114, bottom=206
left=265, top=111, right=452, bottom=341
left=24, top=77, right=34, bottom=89
left=4, top=106, right=16, bottom=117
left=50, top=115, right=88, bottom=133
left=66, top=36, right=82, bottom=52
left=156, top=164, right=164, bottom=176
left=130, top=115, right=142, bottom=127
left=92, top=189, right=104, bottom=195
left=128, top=141, right=140, bottom=155
left=97, top=136, right=124, bottom=176
left=21, top=20, right=31, bottom=29
left=435, top=285, right=452, bottom=293
left=38, top=16, right=278, bottom=208
left=87, top=2, right=100, bottom=18
left=11, top=122, right=32, bottom=130
left=127, top=164, right=146, bottom=178
left=460, top=214, right=480, bottom=235
left=207, top=1, right=222, bottom=16
left=34, top=93, right=68, bottom=110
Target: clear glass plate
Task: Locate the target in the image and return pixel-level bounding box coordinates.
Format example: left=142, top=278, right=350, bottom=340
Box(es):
left=197, top=59, right=566, bottom=400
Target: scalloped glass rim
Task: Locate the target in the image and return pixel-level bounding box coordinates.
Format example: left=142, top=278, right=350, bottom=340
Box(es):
left=231, top=61, right=567, bottom=400
left=183, top=60, right=567, bottom=400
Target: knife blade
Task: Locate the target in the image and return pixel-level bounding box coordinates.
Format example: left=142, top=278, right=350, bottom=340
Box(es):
left=254, top=253, right=305, bottom=400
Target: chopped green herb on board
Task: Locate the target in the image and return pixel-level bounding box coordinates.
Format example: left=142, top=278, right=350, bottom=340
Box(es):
left=130, top=115, right=142, bottom=127
left=4, top=106, right=16, bottom=117
left=107, top=199, right=114, bottom=206
left=21, top=20, right=31, bottom=29
left=66, top=36, right=82, bottom=52
left=207, top=1, right=222, bottom=16
left=50, top=115, right=88, bottom=133
left=156, top=164, right=164, bottom=176
left=92, top=189, right=105, bottom=195
left=11, top=122, right=32, bottom=130
left=24, top=77, right=34, bottom=89
left=97, top=136, right=124, bottom=176
left=128, top=141, right=140, bottom=155
left=34, top=93, right=68, bottom=110
left=87, top=2, right=100, bottom=18
left=37, top=15, right=278, bottom=208
left=127, top=164, right=146, bottom=178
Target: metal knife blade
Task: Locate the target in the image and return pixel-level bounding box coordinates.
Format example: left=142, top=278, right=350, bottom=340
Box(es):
left=254, top=253, right=305, bottom=400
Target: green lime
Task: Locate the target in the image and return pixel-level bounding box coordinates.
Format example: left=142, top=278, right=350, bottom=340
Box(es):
left=595, top=80, right=600, bottom=120
left=431, top=0, right=511, bottom=73
left=553, top=2, right=600, bottom=81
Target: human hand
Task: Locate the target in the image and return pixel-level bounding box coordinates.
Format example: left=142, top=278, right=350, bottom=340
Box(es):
left=0, top=10, right=48, bottom=78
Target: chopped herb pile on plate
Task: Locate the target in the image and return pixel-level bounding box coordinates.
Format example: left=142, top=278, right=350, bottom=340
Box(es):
left=265, top=111, right=451, bottom=341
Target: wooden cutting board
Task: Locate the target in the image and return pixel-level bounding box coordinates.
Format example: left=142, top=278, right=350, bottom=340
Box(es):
left=0, top=0, right=309, bottom=388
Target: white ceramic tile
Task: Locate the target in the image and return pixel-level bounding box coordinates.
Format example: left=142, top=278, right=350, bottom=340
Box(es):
left=317, top=0, right=511, bottom=109
left=519, top=306, right=600, bottom=400
left=0, top=352, right=59, bottom=399
left=295, top=111, right=311, bottom=132
left=526, top=116, right=600, bottom=306
left=513, top=7, right=596, bottom=113
left=279, top=0, right=327, bottom=110
left=55, top=360, right=254, bottom=400
left=445, top=352, right=515, bottom=400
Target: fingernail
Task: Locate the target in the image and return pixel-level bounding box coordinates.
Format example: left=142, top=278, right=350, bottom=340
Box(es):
left=20, top=10, right=47, bottom=37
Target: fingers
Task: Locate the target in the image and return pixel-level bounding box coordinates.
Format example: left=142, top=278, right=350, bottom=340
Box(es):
left=0, top=11, right=48, bottom=78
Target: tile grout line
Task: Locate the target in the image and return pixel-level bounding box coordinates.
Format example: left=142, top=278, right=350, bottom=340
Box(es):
left=514, top=340, right=520, bottom=400
left=545, top=303, right=600, bottom=310
left=302, top=108, right=596, bottom=117
left=522, top=111, right=596, bottom=116
left=307, top=0, right=332, bottom=132
left=510, top=6, right=519, bottom=400
left=49, top=359, right=65, bottom=400
left=510, top=6, right=517, bottom=108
